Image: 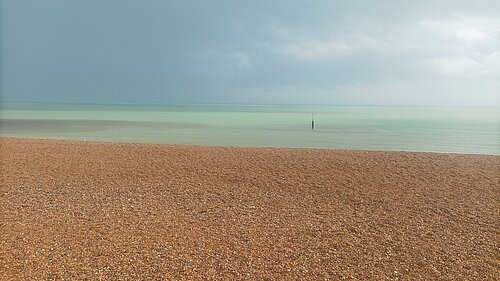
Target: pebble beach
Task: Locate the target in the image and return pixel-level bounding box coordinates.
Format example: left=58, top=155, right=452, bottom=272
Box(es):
left=1, top=137, right=498, bottom=280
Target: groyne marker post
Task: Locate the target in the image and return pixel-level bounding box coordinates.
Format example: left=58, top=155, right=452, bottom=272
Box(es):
left=312, top=113, right=315, bottom=130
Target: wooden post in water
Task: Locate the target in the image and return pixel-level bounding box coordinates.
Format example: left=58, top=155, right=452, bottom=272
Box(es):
left=311, top=113, right=315, bottom=130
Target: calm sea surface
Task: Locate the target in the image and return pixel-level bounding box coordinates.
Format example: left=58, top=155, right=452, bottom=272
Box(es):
left=1, top=103, right=499, bottom=155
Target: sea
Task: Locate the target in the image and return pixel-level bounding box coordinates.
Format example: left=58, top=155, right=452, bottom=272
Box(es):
left=1, top=103, right=499, bottom=155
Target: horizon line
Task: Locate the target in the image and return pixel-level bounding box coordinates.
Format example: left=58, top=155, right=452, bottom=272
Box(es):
left=1, top=100, right=499, bottom=108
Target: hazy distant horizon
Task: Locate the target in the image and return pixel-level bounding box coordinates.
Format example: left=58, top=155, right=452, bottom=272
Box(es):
left=1, top=100, right=500, bottom=109
left=0, top=100, right=500, bottom=109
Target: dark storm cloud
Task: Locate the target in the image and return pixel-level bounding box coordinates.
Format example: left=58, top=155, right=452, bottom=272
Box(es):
left=1, top=0, right=499, bottom=105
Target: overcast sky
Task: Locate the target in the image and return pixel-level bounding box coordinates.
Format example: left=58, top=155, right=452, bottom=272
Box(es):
left=1, top=0, right=499, bottom=106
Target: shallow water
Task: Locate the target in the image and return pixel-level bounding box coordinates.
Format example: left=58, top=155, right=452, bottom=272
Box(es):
left=1, top=103, right=499, bottom=155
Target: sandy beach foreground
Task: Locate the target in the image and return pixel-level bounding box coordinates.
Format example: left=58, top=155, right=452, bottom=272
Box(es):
left=1, top=138, right=498, bottom=280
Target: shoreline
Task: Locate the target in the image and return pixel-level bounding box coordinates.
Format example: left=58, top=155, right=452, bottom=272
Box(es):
left=1, top=137, right=499, bottom=279
left=1, top=136, right=497, bottom=156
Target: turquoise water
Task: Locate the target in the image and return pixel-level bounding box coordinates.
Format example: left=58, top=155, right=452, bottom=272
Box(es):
left=1, top=103, right=499, bottom=155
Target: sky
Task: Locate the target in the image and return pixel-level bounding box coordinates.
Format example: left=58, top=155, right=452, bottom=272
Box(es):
left=1, top=0, right=499, bottom=106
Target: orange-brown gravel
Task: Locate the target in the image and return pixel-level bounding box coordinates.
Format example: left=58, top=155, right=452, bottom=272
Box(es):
left=1, top=137, right=499, bottom=280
